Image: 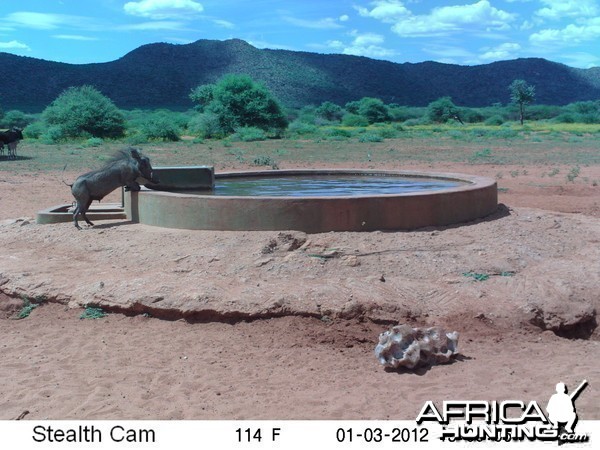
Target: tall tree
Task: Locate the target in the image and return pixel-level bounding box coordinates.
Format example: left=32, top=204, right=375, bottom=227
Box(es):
left=509, top=79, right=535, bottom=125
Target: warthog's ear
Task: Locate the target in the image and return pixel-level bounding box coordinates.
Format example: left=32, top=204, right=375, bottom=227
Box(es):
left=130, top=147, right=142, bottom=161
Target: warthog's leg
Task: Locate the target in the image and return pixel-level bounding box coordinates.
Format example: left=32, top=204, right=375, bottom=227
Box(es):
left=8, top=142, right=17, bottom=160
left=124, top=181, right=141, bottom=191
left=73, top=198, right=94, bottom=229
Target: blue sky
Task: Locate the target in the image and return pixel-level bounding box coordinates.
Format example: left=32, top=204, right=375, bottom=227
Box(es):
left=1, top=0, right=599, bottom=68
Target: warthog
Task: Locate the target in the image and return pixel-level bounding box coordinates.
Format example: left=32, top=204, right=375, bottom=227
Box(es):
left=0, top=128, right=23, bottom=159
left=70, top=147, right=158, bottom=229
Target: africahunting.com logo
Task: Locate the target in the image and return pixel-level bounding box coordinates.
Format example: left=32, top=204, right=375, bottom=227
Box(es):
left=416, top=380, right=590, bottom=444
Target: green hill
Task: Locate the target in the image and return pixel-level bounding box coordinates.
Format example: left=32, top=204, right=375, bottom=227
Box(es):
left=1, top=38, right=599, bottom=112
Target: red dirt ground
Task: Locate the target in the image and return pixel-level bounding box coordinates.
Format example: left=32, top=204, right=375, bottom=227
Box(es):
left=1, top=161, right=599, bottom=420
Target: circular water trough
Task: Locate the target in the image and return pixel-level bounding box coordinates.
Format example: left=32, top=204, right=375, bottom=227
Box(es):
left=125, top=169, right=498, bottom=233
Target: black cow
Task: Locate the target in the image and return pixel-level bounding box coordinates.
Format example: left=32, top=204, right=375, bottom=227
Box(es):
left=0, top=128, right=24, bottom=159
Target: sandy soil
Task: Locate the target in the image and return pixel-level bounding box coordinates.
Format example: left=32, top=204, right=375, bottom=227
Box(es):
left=0, top=161, right=599, bottom=420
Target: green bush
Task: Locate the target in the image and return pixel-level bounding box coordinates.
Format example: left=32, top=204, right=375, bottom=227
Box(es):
left=23, top=121, right=46, bottom=139
left=427, top=97, right=460, bottom=123
left=0, top=110, right=35, bottom=129
left=84, top=137, right=104, bottom=147
left=190, top=74, right=288, bottom=136
left=138, top=112, right=181, bottom=141
left=188, top=112, right=227, bottom=139
left=553, top=113, right=576, bottom=124
left=41, top=125, right=67, bottom=144
left=315, top=101, right=343, bottom=122
left=342, top=113, right=369, bottom=127
left=358, top=133, right=384, bottom=143
left=484, top=115, right=505, bottom=126
left=253, top=155, right=278, bottom=169
left=388, top=105, right=423, bottom=122
left=287, top=119, right=319, bottom=137
left=42, top=85, right=126, bottom=139
left=323, top=127, right=352, bottom=138
left=232, top=126, right=267, bottom=141
left=357, top=97, right=390, bottom=124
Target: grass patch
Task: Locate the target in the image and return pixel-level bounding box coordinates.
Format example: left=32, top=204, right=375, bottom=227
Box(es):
left=14, top=295, right=47, bottom=319
left=80, top=306, right=108, bottom=319
left=463, top=272, right=490, bottom=282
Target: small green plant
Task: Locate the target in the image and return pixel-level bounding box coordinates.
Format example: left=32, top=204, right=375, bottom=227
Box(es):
left=358, top=133, right=384, bottom=143
left=80, top=306, right=108, bottom=319
left=14, top=295, right=47, bottom=319
left=228, top=148, right=246, bottom=163
left=469, top=148, right=492, bottom=163
left=566, top=165, right=580, bottom=182
left=16, top=297, right=38, bottom=319
left=232, top=126, right=267, bottom=142
left=462, top=272, right=490, bottom=282
left=253, top=155, right=279, bottom=169
left=84, top=137, right=104, bottom=147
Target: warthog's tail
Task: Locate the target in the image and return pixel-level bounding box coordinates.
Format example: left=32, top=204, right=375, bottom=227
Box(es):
left=61, top=164, right=73, bottom=187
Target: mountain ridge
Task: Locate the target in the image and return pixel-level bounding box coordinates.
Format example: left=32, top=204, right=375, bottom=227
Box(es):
left=1, top=38, right=599, bottom=112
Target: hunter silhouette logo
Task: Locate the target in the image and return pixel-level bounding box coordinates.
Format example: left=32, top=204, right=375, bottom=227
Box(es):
left=546, top=380, right=589, bottom=443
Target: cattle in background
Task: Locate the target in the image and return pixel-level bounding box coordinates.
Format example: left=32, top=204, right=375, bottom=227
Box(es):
left=0, top=128, right=24, bottom=160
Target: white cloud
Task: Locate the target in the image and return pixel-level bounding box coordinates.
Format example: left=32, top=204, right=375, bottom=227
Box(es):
left=479, top=42, right=521, bottom=61
left=53, top=35, right=99, bottom=41
left=327, top=32, right=397, bottom=59
left=119, top=20, right=189, bottom=31
left=283, top=16, right=344, bottom=29
left=395, top=1, right=515, bottom=36
left=124, top=0, right=204, bottom=20
left=6, top=12, right=95, bottom=30
left=0, top=40, right=30, bottom=50
left=561, top=52, right=600, bottom=68
left=535, top=0, right=598, bottom=21
left=339, top=15, right=350, bottom=22
left=358, top=0, right=516, bottom=37
left=357, top=0, right=410, bottom=22
left=423, top=44, right=477, bottom=63
left=530, top=17, right=600, bottom=45
left=212, top=19, right=234, bottom=29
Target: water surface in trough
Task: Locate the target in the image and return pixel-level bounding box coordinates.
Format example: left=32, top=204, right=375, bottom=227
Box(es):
left=184, top=175, right=465, bottom=197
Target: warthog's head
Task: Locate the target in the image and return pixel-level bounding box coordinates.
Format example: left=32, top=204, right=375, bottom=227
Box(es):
left=131, top=148, right=159, bottom=184
left=11, top=128, right=23, bottom=140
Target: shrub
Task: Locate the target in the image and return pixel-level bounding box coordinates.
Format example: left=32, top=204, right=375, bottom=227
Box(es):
left=323, top=127, right=352, bottom=138
left=188, top=112, right=227, bottom=139
left=138, top=112, right=181, bottom=141
left=358, top=133, right=384, bottom=143
left=316, top=101, right=343, bottom=122
left=23, top=121, right=46, bottom=139
left=460, top=108, right=485, bottom=123
left=232, top=126, right=267, bottom=142
left=287, top=119, right=318, bottom=137
left=253, top=155, right=278, bottom=169
left=342, top=113, right=369, bottom=127
left=388, top=105, right=423, bottom=122
left=190, top=74, right=288, bottom=136
left=357, top=97, right=390, bottom=124
left=427, top=97, right=460, bottom=123
left=484, top=115, right=505, bottom=126
left=0, top=110, right=35, bottom=129
left=84, top=137, right=104, bottom=147
left=41, top=125, right=67, bottom=144
left=553, top=113, right=576, bottom=124
left=42, top=85, right=126, bottom=139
